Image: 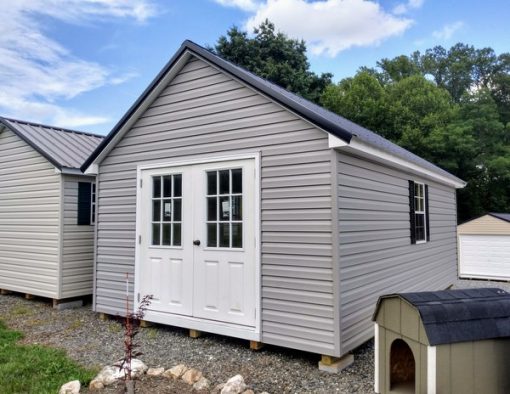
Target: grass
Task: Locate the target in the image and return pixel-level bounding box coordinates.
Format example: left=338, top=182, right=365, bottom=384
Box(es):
left=0, top=320, right=97, bottom=394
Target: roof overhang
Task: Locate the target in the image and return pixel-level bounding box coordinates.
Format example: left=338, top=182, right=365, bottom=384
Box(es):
left=329, top=134, right=466, bottom=189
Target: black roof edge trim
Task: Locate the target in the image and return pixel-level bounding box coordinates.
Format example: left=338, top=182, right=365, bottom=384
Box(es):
left=489, top=212, right=510, bottom=223
left=0, top=117, right=63, bottom=170
left=81, top=40, right=353, bottom=172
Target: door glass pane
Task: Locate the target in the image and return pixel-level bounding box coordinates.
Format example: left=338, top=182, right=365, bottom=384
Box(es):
left=219, top=196, right=230, bottom=221
left=219, top=223, right=230, bottom=247
left=153, top=177, right=161, bottom=198
left=173, top=199, right=182, bottom=221
left=207, top=171, right=217, bottom=195
left=207, top=223, right=217, bottom=247
left=232, top=169, right=242, bottom=193
left=152, top=223, right=160, bottom=245
left=219, top=170, right=229, bottom=194
left=162, top=224, right=171, bottom=245
left=231, top=196, right=242, bottom=221
left=163, top=175, right=172, bottom=197
left=207, top=197, right=217, bottom=221
left=232, top=223, right=242, bottom=248
left=173, top=174, right=182, bottom=197
left=173, top=223, right=181, bottom=246
left=163, top=200, right=172, bottom=221
left=152, top=200, right=161, bottom=222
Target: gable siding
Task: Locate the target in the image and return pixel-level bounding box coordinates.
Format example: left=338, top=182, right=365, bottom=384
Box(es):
left=337, top=151, right=457, bottom=354
left=458, top=215, right=510, bottom=235
left=0, top=128, right=60, bottom=297
left=61, top=175, right=95, bottom=298
left=95, top=56, right=337, bottom=355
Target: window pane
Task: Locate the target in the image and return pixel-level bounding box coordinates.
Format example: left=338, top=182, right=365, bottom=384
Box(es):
left=219, top=196, right=230, bottom=221
left=173, top=199, right=182, bottom=221
left=152, top=224, right=160, bottom=245
left=219, top=170, right=229, bottom=194
left=207, top=223, right=217, bottom=247
left=163, top=200, right=172, bottom=221
left=153, top=177, right=161, bottom=198
left=219, top=223, right=230, bottom=247
left=232, top=223, right=242, bottom=248
left=207, top=197, right=217, bottom=221
left=173, top=223, right=181, bottom=246
left=162, top=223, right=171, bottom=245
left=152, top=200, right=161, bottom=222
left=174, top=174, right=182, bottom=197
left=231, top=196, right=242, bottom=221
left=163, top=176, right=172, bottom=197
left=232, top=169, right=242, bottom=193
left=207, top=171, right=217, bottom=195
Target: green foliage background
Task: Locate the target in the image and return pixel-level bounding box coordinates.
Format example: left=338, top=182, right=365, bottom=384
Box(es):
left=214, top=22, right=510, bottom=222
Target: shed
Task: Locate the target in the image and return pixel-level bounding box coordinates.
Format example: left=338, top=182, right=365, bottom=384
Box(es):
left=373, top=288, right=510, bottom=393
left=0, top=117, right=103, bottom=304
left=82, top=40, right=466, bottom=369
left=458, top=213, right=510, bottom=281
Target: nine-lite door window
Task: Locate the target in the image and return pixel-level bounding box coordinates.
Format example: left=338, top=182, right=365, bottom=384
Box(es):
left=77, top=182, right=95, bottom=226
left=151, top=174, right=182, bottom=246
left=409, top=180, right=430, bottom=244
left=206, top=168, right=243, bottom=248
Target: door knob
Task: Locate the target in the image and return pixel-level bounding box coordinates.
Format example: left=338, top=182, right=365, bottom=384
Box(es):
left=193, top=240, right=201, bottom=246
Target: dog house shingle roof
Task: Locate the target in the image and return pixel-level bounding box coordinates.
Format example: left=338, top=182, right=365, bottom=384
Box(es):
left=399, top=288, right=510, bottom=345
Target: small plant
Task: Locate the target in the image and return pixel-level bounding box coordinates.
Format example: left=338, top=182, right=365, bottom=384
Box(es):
left=117, top=273, right=153, bottom=394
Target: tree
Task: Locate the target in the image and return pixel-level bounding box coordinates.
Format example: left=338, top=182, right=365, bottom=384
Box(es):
left=213, top=20, right=332, bottom=103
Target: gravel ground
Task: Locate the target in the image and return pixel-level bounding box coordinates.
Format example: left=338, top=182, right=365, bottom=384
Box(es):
left=1, top=278, right=508, bottom=393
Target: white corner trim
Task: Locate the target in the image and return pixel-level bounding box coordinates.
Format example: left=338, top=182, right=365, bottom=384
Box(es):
left=330, top=136, right=466, bottom=189
left=427, top=346, right=436, bottom=394
left=54, top=167, right=62, bottom=174
left=84, top=164, right=98, bottom=175
left=328, top=134, right=349, bottom=148
left=374, top=323, right=380, bottom=393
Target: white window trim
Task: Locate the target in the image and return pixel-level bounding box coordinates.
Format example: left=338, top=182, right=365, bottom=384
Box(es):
left=90, top=183, right=96, bottom=225
left=414, top=181, right=427, bottom=244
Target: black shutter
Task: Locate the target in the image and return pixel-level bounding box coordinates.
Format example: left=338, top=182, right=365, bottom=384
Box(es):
left=409, top=180, right=416, bottom=244
left=78, top=182, right=92, bottom=225
left=425, top=184, right=430, bottom=242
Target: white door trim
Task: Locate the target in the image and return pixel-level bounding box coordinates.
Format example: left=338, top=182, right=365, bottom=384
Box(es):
left=134, top=152, right=261, bottom=341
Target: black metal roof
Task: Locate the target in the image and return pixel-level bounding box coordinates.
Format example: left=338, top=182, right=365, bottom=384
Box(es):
left=397, top=288, right=510, bottom=346
left=489, top=212, right=510, bottom=223
left=81, top=40, right=464, bottom=186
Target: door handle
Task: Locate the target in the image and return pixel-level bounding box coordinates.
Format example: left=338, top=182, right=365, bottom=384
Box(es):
left=193, top=240, right=201, bottom=246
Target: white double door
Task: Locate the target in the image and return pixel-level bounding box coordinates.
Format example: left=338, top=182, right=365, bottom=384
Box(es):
left=137, top=159, right=256, bottom=327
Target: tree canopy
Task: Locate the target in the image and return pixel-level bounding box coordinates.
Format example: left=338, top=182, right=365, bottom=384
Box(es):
left=213, top=22, right=509, bottom=222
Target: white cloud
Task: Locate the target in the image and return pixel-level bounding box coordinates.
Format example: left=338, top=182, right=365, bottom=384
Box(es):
left=0, top=1, right=156, bottom=129
left=245, top=0, right=413, bottom=57
left=433, top=21, right=464, bottom=40
left=393, top=0, right=424, bottom=15
left=214, top=0, right=260, bottom=12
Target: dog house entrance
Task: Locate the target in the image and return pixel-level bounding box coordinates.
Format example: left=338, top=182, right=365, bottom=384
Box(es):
left=390, top=339, right=415, bottom=393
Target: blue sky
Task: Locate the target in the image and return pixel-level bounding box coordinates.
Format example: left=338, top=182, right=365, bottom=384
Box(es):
left=1, top=0, right=508, bottom=135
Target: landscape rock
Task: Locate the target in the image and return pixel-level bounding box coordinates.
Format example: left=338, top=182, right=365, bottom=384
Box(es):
left=147, top=367, right=165, bottom=377
left=59, top=380, right=80, bottom=394
left=182, top=368, right=203, bottom=384
left=163, top=364, right=188, bottom=379
left=212, top=383, right=226, bottom=393
left=193, top=377, right=211, bottom=391
left=88, top=380, right=104, bottom=391
left=221, top=375, right=247, bottom=394
left=94, top=359, right=148, bottom=386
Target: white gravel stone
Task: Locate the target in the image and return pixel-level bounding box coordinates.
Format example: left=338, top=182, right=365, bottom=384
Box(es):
left=221, top=375, right=247, bottom=394
left=59, top=380, right=80, bottom=394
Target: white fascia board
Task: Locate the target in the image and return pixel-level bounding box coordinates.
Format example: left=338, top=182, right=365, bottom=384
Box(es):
left=85, top=51, right=192, bottom=171
left=61, top=167, right=87, bottom=176
left=329, top=135, right=466, bottom=189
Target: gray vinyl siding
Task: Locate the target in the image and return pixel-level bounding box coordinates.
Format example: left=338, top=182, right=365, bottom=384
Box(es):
left=337, top=151, right=457, bottom=354
left=0, top=128, right=60, bottom=298
left=61, top=175, right=95, bottom=298
left=95, top=55, right=337, bottom=355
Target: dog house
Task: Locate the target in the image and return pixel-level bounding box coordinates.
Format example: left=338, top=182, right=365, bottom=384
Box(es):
left=373, top=288, right=510, bottom=394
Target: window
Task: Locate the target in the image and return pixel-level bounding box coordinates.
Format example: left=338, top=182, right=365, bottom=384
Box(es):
left=206, top=168, right=243, bottom=248
left=151, top=174, right=182, bottom=246
left=77, top=182, right=94, bottom=226
left=409, top=180, right=429, bottom=244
